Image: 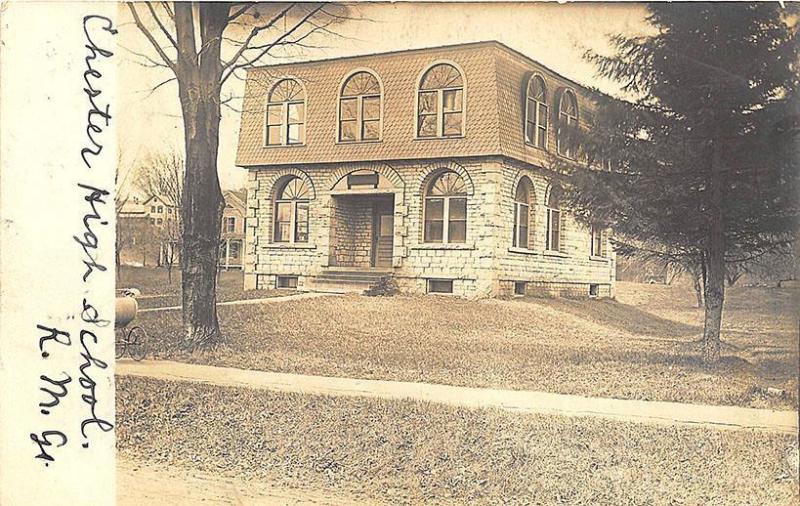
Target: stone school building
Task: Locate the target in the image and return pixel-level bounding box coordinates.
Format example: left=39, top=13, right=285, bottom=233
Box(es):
left=236, top=41, right=615, bottom=298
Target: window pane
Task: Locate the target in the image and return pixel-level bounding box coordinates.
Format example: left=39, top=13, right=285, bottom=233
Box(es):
left=520, top=204, right=529, bottom=227
left=425, top=198, right=443, bottom=220
left=288, top=124, right=304, bottom=144
left=526, top=121, right=535, bottom=144
left=550, top=210, right=561, bottom=250
left=340, top=120, right=357, bottom=141
left=418, top=91, right=437, bottom=114
left=267, top=125, right=282, bottom=145
left=513, top=205, right=519, bottom=247
left=443, top=112, right=462, bottom=136
left=449, top=197, right=466, bottom=220
left=428, top=279, right=453, bottom=293
left=537, top=127, right=547, bottom=149
left=418, top=115, right=437, bottom=137
left=518, top=226, right=528, bottom=249
left=362, top=120, right=380, bottom=140
left=340, top=98, right=357, bottom=120
left=276, top=202, right=291, bottom=222
left=267, top=105, right=282, bottom=125
left=295, top=202, right=309, bottom=242
left=276, top=223, right=291, bottom=242
left=424, top=221, right=443, bottom=243
left=443, top=89, right=462, bottom=112
left=362, top=96, right=380, bottom=120
left=288, top=102, right=304, bottom=123
left=448, top=221, right=466, bottom=243
left=539, top=104, right=548, bottom=127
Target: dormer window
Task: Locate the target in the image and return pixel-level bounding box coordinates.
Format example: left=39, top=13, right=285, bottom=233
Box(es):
left=557, top=90, right=578, bottom=159
left=339, top=71, right=382, bottom=142
left=417, top=63, right=464, bottom=138
left=525, top=75, right=548, bottom=149
left=266, top=79, right=306, bottom=146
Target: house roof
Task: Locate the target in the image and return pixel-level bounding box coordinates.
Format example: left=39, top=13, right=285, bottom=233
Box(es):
left=236, top=40, right=598, bottom=169
left=142, top=194, right=177, bottom=207
left=223, top=189, right=247, bottom=213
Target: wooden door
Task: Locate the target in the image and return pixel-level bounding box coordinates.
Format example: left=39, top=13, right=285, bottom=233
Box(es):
left=372, top=201, right=394, bottom=268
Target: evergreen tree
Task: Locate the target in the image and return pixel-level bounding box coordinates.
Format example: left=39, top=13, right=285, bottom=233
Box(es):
left=562, top=3, right=798, bottom=364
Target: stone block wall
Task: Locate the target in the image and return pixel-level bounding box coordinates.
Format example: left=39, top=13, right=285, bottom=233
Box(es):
left=244, top=156, right=615, bottom=297
left=330, top=196, right=373, bottom=267
left=494, top=159, right=615, bottom=297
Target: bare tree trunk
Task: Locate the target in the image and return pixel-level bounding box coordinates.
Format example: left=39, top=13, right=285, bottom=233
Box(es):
left=175, top=3, right=228, bottom=350
left=703, top=133, right=725, bottom=365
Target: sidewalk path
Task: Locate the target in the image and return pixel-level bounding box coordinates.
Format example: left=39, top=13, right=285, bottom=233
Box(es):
left=117, top=360, right=798, bottom=434
left=138, top=292, right=336, bottom=313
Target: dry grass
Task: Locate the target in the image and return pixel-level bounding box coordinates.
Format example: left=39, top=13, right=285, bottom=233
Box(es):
left=134, top=282, right=799, bottom=410
left=117, top=266, right=292, bottom=308
left=116, top=377, right=800, bottom=505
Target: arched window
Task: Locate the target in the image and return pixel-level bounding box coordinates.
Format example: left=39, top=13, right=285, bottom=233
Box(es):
left=513, top=177, right=534, bottom=249
left=266, top=79, right=305, bottom=146
left=546, top=186, right=562, bottom=251
left=525, top=75, right=548, bottom=148
left=424, top=171, right=467, bottom=243
left=339, top=71, right=382, bottom=142
left=417, top=63, right=464, bottom=138
left=273, top=176, right=310, bottom=243
left=557, top=90, right=578, bottom=158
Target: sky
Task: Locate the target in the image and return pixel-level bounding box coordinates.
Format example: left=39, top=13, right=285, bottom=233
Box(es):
left=118, top=2, right=650, bottom=191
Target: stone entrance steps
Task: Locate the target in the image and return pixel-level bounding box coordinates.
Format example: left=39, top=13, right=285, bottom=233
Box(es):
left=308, top=268, right=393, bottom=294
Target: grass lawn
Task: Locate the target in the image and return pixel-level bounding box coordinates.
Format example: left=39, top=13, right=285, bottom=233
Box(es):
left=117, top=377, right=799, bottom=505
left=117, top=266, right=292, bottom=308
left=133, top=282, right=799, bottom=410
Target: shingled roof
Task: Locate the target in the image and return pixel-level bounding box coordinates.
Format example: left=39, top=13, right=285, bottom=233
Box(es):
left=236, top=40, right=597, bottom=169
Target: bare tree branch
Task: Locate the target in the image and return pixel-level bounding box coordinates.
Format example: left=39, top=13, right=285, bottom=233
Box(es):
left=222, top=4, right=325, bottom=83
left=143, top=76, right=178, bottom=99
left=227, top=2, right=256, bottom=22
left=220, top=3, right=296, bottom=75
left=127, top=3, right=177, bottom=73
left=121, top=45, right=171, bottom=69
left=146, top=2, right=179, bottom=51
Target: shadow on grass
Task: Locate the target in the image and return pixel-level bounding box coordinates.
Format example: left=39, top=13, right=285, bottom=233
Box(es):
left=522, top=297, right=701, bottom=339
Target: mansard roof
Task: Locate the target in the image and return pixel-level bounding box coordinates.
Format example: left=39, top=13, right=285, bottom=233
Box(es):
left=236, top=40, right=597, bottom=169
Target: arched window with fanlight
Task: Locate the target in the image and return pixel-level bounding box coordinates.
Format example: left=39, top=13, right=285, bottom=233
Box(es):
left=424, top=171, right=467, bottom=243
left=266, top=79, right=305, bottom=146
left=417, top=63, right=464, bottom=138
left=525, top=75, right=548, bottom=149
left=513, top=177, right=535, bottom=249
left=545, top=185, right=563, bottom=252
left=273, top=176, right=310, bottom=243
left=339, top=71, right=382, bottom=142
left=557, top=90, right=578, bottom=158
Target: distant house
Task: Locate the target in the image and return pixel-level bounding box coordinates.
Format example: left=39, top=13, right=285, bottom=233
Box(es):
left=220, top=189, right=247, bottom=270
left=120, top=190, right=248, bottom=271
left=118, top=194, right=179, bottom=267
left=235, top=41, right=616, bottom=297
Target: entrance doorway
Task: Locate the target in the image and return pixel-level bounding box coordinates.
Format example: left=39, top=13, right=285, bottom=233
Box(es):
left=371, top=198, right=394, bottom=268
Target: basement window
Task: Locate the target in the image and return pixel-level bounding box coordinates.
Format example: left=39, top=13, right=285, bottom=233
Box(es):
left=589, top=284, right=599, bottom=297
left=427, top=279, right=454, bottom=294
left=276, top=276, right=298, bottom=289
left=514, top=281, right=527, bottom=296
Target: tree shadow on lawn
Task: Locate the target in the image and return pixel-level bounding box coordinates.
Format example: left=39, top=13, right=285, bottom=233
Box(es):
left=520, top=296, right=701, bottom=340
